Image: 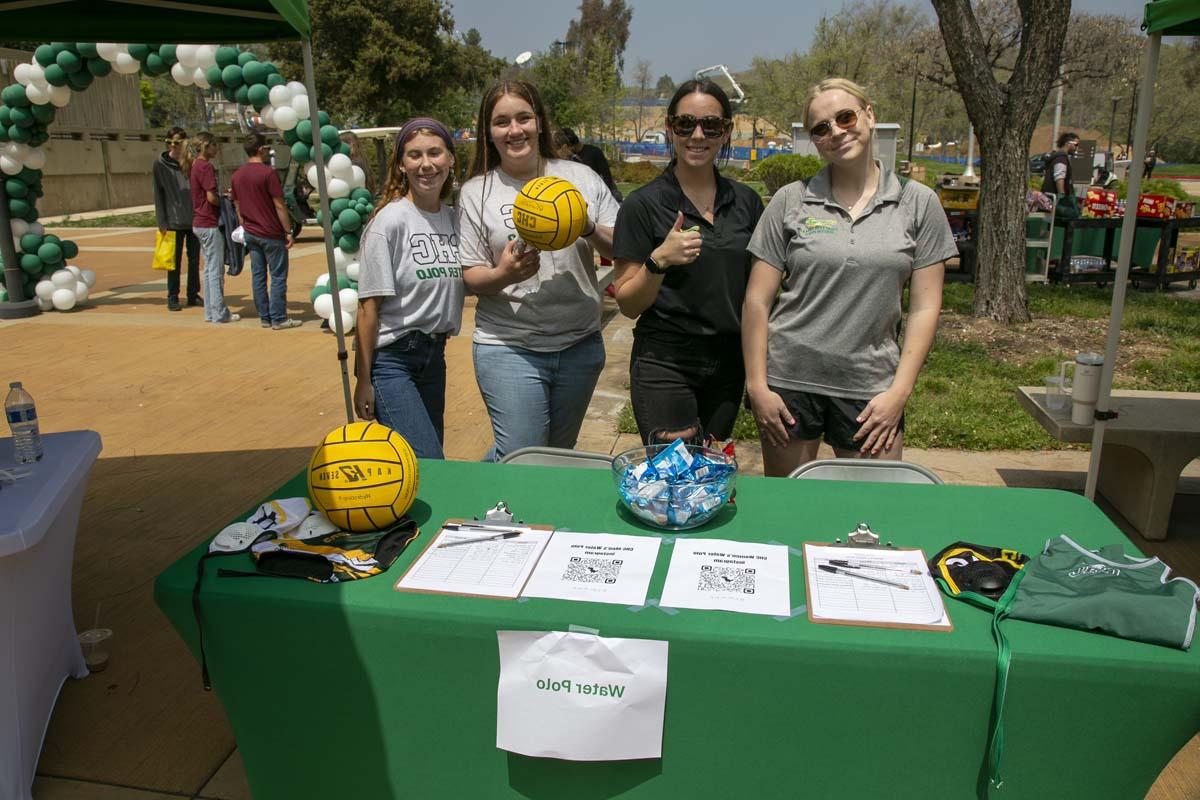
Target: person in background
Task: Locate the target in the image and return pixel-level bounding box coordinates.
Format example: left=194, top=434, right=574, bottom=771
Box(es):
left=556, top=127, right=622, bottom=202
left=354, top=118, right=463, bottom=459
left=230, top=132, right=300, bottom=330
left=1144, top=148, right=1157, bottom=179
left=184, top=132, right=238, bottom=323
left=153, top=127, right=200, bottom=312
left=1042, top=132, right=1079, bottom=196
left=342, top=132, right=378, bottom=196
left=611, top=80, right=763, bottom=447
left=457, top=80, right=620, bottom=462
left=743, top=77, right=955, bottom=476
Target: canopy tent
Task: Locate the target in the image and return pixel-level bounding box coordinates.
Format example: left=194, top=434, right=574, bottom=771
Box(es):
left=0, top=0, right=355, bottom=423
left=1084, top=0, right=1200, bottom=499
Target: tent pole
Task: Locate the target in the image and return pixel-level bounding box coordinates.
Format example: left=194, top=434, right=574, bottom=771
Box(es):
left=1084, top=32, right=1161, bottom=500
left=302, top=37, right=354, bottom=425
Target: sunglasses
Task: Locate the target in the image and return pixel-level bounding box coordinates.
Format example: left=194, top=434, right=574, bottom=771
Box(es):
left=165, top=138, right=186, bottom=145
left=667, top=114, right=732, bottom=139
left=808, top=108, right=861, bottom=142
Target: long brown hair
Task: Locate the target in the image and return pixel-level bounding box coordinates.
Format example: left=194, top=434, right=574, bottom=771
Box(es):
left=365, top=127, right=454, bottom=229
left=467, top=80, right=558, bottom=180
left=181, top=131, right=216, bottom=178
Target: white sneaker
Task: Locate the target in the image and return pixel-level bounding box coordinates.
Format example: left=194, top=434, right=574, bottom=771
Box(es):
left=219, top=313, right=241, bottom=324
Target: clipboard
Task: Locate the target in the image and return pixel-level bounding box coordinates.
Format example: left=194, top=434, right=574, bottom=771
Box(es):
left=394, top=518, right=556, bottom=600
left=803, top=540, right=953, bottom=633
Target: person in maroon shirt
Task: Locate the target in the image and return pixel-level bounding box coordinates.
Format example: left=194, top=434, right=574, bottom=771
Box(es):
left=231, top=133, right=300, bottom=329
left=186, top=132, right=239, bottom=323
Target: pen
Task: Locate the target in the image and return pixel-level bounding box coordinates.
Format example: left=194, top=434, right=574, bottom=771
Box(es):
left=828, top=559, right=923, bottom=575
left=818, top=563, right=910, bottom=590
left=439, top=531, right=523, bottom=548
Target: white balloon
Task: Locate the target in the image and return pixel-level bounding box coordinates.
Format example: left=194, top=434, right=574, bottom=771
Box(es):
left=315, top=273, right=330, bottom=287
left=80, top=268, right=96, bottom=288
left=36, top=295, right=53, bottom=311
left=24, top=83, right=49, bottom=105
left=14, top=64, right=32, bottom=86
left=334, top=247, right=353, bottom=271
left=23, top=148, right=45, bottom=171
left=28, top=222, right=44, bottom=237
left=286, top=81, right=307, bottom=97
left=338, top=287, right=358, bottom=309
left=346, top=262, right=360, bottom=281
left=193, top=67, right=210, bottom=89
left=327, top=153, right=353, bottom=180
left=73, top=281, right=89, bottom=304
left=114, top=53, right=140, bottom=75
left=261, top=106, right=275, bottom=128
left=290, top=94, right=310, bottom=118
left=96, top=43, right=119, bottom=61
left=48, top=84, right=71, bottom=108
left=273, top=106, right=298, bottom=131
left=195, top=45, right=217, bottom=69
left=350, top=165, right=366, bottom=189
left=0, top=156, right=20, bottom=176
left=35, top=280, right=55, bottom=301
left=10, top=219, right=29, bottom=238
left=171, top=62, right=194, bottom=86
left=175, top=44, right=199, bottom=69
left=338, top=310, right=355, bottom=333
left=268, top=85, right=293, bottom=108
left=65, top=265, right=81, bottom=278
left=51, top=269, right=77, bottom=289
left=306, top=164, right=319, bottom=188
left=313, top=293, right=334, bottom=319
left=328, top=178, right=351, bottom=199
left=51, top=287, right=76, bottom=311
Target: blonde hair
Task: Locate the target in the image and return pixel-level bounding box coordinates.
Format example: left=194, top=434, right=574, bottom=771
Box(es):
left=182, top=131, right=216, bottom=178
left=802, top=78, right=873, bottom=129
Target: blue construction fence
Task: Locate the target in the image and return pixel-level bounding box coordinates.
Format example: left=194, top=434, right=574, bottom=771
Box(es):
left=614, top=142, right=794, bottom=161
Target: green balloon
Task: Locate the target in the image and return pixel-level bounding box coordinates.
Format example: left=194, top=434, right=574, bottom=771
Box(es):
left=338, top=233, right=360, bottom=253
left=34, top=45, right=56, bottom=67
left=330, top=198, right=350, bottom=215
left=237, top=51, right=256, bottom=66
left=62, top=241, right=79, bottom=259
left=29, top=131, right=48, bottom=148
left=10, top=107, right=34, bottom=128
left=8, top=125, right=30, bottom=144
left=338, top=143, right=352, bottom=157
left=0, top=129, right=9, bottom=144
left=30, top=105, right=54, bottom=124
left=319, top=124, right=339, bottom=148
left=331, top=220, right=343, bottom=239
left=337, top=208, right=362, bottom=232
left=266, top=73, right=285, bottom=88
left=20, top=234, right=43, bottom=253
left=4, top=180, right=25, bottom=198
left=221, top=86, right=237, bottom=103
left=309, top=284, right=331, bottom=302
left=55, top=50, right=82, bottom=73
left=215, top=46, right=240, bottom=68
left=76, top=43, right=99, bottom=59
left=9, top=198, right=30, bottom=217
left=350, top=188, right=373, bottom=203
left=242, top=61, right=268, bottom=86
left=38, top=242, right=62, bottom=264
left=296, top=119, right=313, bottom=142
left=86, top=57, right=112, bottom=78
left=158, top=44, right=177, bottom=64
left=43, top=64, right=69, bottom=86
left=319, top=142, right=333, bottom=163
left=205, top=65, right=223, bottom=87
left=263, top=61, right=279, bottom=76
left=247, top=83, right=269, bottom=109
left=0, top=107, right=10, bottom=126
left=315, top=210, right=323, bottom=225
left=24, top=206, right=38, bottom=223
left=290, top=141, right=310, bottom=163
left=18, top=167, right=40, bottom=184
left=2, top=84, right=31, bottom=106
left=67, top=70, right=93, bottom=90
left=43, top=234, right=60, bottom=245
left=145, top=53, right=167, bottom=74
left=234, top=85, right=250, bottom=105
left=20, top=253, right=42, bottom=273
left=128, top=43, right=151, bottom=61
left=318, top=110, right=331, bottom=126
left=221, top=64, right=244, bottom=89
left=283, top=128, right=299, bottom=146
left=336, top=274, right=351, bottom=290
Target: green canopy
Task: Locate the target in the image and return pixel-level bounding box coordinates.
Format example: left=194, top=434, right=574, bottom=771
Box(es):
left=0, top=0, right=309, bottom=42
left=1144, top=0, right=1200, bottom=36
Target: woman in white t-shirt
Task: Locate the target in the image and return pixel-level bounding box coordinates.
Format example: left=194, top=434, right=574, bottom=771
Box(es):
left=458, top=80, right=620, bottom=461
left=354, top=117, right=463, bottom=459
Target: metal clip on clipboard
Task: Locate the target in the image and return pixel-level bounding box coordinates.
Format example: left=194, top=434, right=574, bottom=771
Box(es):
left=831, top=522, right=896, bottom=549
left=467, top=500, right=524, bottom=527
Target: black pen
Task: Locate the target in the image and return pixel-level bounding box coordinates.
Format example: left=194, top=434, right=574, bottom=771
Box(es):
left=818, top=563, right=909, bottom=590
left=829, top=559, right=922, bottom=575
left=439, top=531, right=523, bottom=548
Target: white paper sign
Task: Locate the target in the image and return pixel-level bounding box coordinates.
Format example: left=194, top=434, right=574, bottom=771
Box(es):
left=521, top=532, right=661, bottom=606
left=658, top=538, right=791, bottom=616
left=496, top=631, right=668, bottom=761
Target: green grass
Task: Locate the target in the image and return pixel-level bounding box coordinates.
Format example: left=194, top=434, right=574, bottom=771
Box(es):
left=617, top=283, right=1200, bottom=450
left=50, top=211, right=159, bottom=228
left=1157, top=163, right=1200, bottom=178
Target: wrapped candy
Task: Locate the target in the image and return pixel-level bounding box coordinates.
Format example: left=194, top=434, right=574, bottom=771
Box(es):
left=617, top=439, right=735, bottom=529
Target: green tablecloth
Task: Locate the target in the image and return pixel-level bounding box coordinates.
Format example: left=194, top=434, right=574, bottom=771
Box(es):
left=154, top=461, right=1200, bottom=800
left=1026, top=218, right=1163, bottom=269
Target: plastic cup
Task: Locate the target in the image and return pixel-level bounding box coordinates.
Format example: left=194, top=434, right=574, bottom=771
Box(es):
left=78, top=628, right=112, bottom=672
left=1044, top=375, right=1069, bottom=412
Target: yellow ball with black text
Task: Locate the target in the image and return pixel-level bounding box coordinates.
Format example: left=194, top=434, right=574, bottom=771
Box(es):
left=512, top=176, right=589, bottom=251
left=307, top=422, right=419, bottom=532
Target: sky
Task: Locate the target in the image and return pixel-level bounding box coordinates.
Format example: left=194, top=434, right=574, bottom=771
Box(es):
left=447, top=0, right=1150, bottom=83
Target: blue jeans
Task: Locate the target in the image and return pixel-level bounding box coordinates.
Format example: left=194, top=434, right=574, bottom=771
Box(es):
left=245, top=232, right=289, bottom=324
left=472, top=331, right=605, bottom=462
left=372, top=332, right=448, bottom=460
left=194, top=226, right=231, bottom=322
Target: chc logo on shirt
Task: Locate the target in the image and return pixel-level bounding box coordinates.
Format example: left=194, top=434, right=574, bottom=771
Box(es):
left=1068, top=563, right=1121, bottom=578
left=408, top=233, right=461, bottom=281
left=798, top=217, right=837, bottom=237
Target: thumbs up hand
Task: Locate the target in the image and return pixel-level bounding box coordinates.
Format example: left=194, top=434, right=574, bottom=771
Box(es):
left=649, top=211, right=702, bottom=272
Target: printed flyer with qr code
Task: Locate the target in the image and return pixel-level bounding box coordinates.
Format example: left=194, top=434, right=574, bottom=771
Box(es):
left=659, top=538, right=791, bottom=616
left=521, top=531, right=661, bottom=606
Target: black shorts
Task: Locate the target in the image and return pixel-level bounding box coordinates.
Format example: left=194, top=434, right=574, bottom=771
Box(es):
left=630, top=333, right=744, bottom=445
left=767, top=386, right=905, bottom=452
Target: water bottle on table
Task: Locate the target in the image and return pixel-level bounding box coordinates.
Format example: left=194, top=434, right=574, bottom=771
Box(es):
left=5, top=381, right=43, bottom=463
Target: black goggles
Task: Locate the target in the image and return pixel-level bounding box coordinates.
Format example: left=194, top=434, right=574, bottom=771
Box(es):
left=809, top=108, right=860, bottom=142
left=667, top=114, right=732, bottom=139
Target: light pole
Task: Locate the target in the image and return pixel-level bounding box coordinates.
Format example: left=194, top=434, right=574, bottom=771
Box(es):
left=1108, top=97, right=1119, bottom=157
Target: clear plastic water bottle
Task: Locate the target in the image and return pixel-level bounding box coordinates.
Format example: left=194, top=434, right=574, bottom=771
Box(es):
left=5, top=381, right=43, bottom=463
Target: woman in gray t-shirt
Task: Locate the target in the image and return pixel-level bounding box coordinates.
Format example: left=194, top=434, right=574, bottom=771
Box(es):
left=354, top=118, right=463, bottom=459
left=743, top=78, right=956, bottom=477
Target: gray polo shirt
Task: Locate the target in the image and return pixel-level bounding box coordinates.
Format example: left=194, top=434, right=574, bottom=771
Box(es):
left=747, top=164, right=956, bottom=399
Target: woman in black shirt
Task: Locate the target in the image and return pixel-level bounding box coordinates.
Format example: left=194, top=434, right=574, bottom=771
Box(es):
left=611, top=80, right=763, bottom=445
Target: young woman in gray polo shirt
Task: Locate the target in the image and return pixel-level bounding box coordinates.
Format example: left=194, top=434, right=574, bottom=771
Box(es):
left=743, top=78, right=956, bottom=476
left=353, top=118, right=463, bottom=459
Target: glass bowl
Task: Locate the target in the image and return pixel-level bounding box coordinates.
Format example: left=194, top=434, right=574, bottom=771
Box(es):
left=611, top=443, right=737, bottom=531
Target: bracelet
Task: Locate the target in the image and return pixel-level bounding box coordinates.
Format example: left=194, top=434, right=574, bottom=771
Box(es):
left=583, top=220, right=596, bottom=238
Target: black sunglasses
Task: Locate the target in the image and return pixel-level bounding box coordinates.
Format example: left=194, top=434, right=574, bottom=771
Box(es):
left=808, top=108, right=860, bottom=142
left=667, top=114, right=732, bottom=139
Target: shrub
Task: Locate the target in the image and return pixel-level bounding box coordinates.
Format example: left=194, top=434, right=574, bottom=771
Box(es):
left=754, top=154, right=824, bottom=195
left=613, top=160, right=662, bottom=184
left=1111, top=177, right=1189, bottom=201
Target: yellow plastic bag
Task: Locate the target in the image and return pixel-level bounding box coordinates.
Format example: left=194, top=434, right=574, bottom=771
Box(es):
left=153, top=230, right=177, bottom=271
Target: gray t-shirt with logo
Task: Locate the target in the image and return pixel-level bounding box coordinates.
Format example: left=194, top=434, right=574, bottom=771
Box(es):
left=747, top=165, right=957, bottom=399
left=456, top=158, right=620, bottom=352
left=357, top=197, right=463, bottom=347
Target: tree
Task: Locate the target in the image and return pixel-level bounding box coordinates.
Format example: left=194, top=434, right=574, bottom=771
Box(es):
left=630, top=59, right=653, bottom=140
left=266, top=0, right=502, bottom=126
left=655, top=74, right=676, bottom=99
left=566, top=0, right=632, bottom=72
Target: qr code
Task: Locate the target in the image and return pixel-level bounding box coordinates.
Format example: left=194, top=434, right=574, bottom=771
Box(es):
left=563, top=556, right=623, bottom=584
left=698, top=565, right=756, bottom=594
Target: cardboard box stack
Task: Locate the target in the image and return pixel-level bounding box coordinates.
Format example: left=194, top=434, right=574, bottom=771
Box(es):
left=1137, top=194, right=1177, bottom=219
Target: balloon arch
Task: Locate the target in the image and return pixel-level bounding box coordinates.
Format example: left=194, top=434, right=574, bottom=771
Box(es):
left=0, top=41, right=369, bottom=330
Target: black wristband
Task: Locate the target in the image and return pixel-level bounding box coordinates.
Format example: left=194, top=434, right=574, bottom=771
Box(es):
left=583, top=220, right=597, bottom=238
left=645, top=255, right=668, bottom=275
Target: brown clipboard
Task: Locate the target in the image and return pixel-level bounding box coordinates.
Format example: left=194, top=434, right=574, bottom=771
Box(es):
left=803, top=541, right=954, bottom=633
left=393, top=518, right=556, bottom=600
